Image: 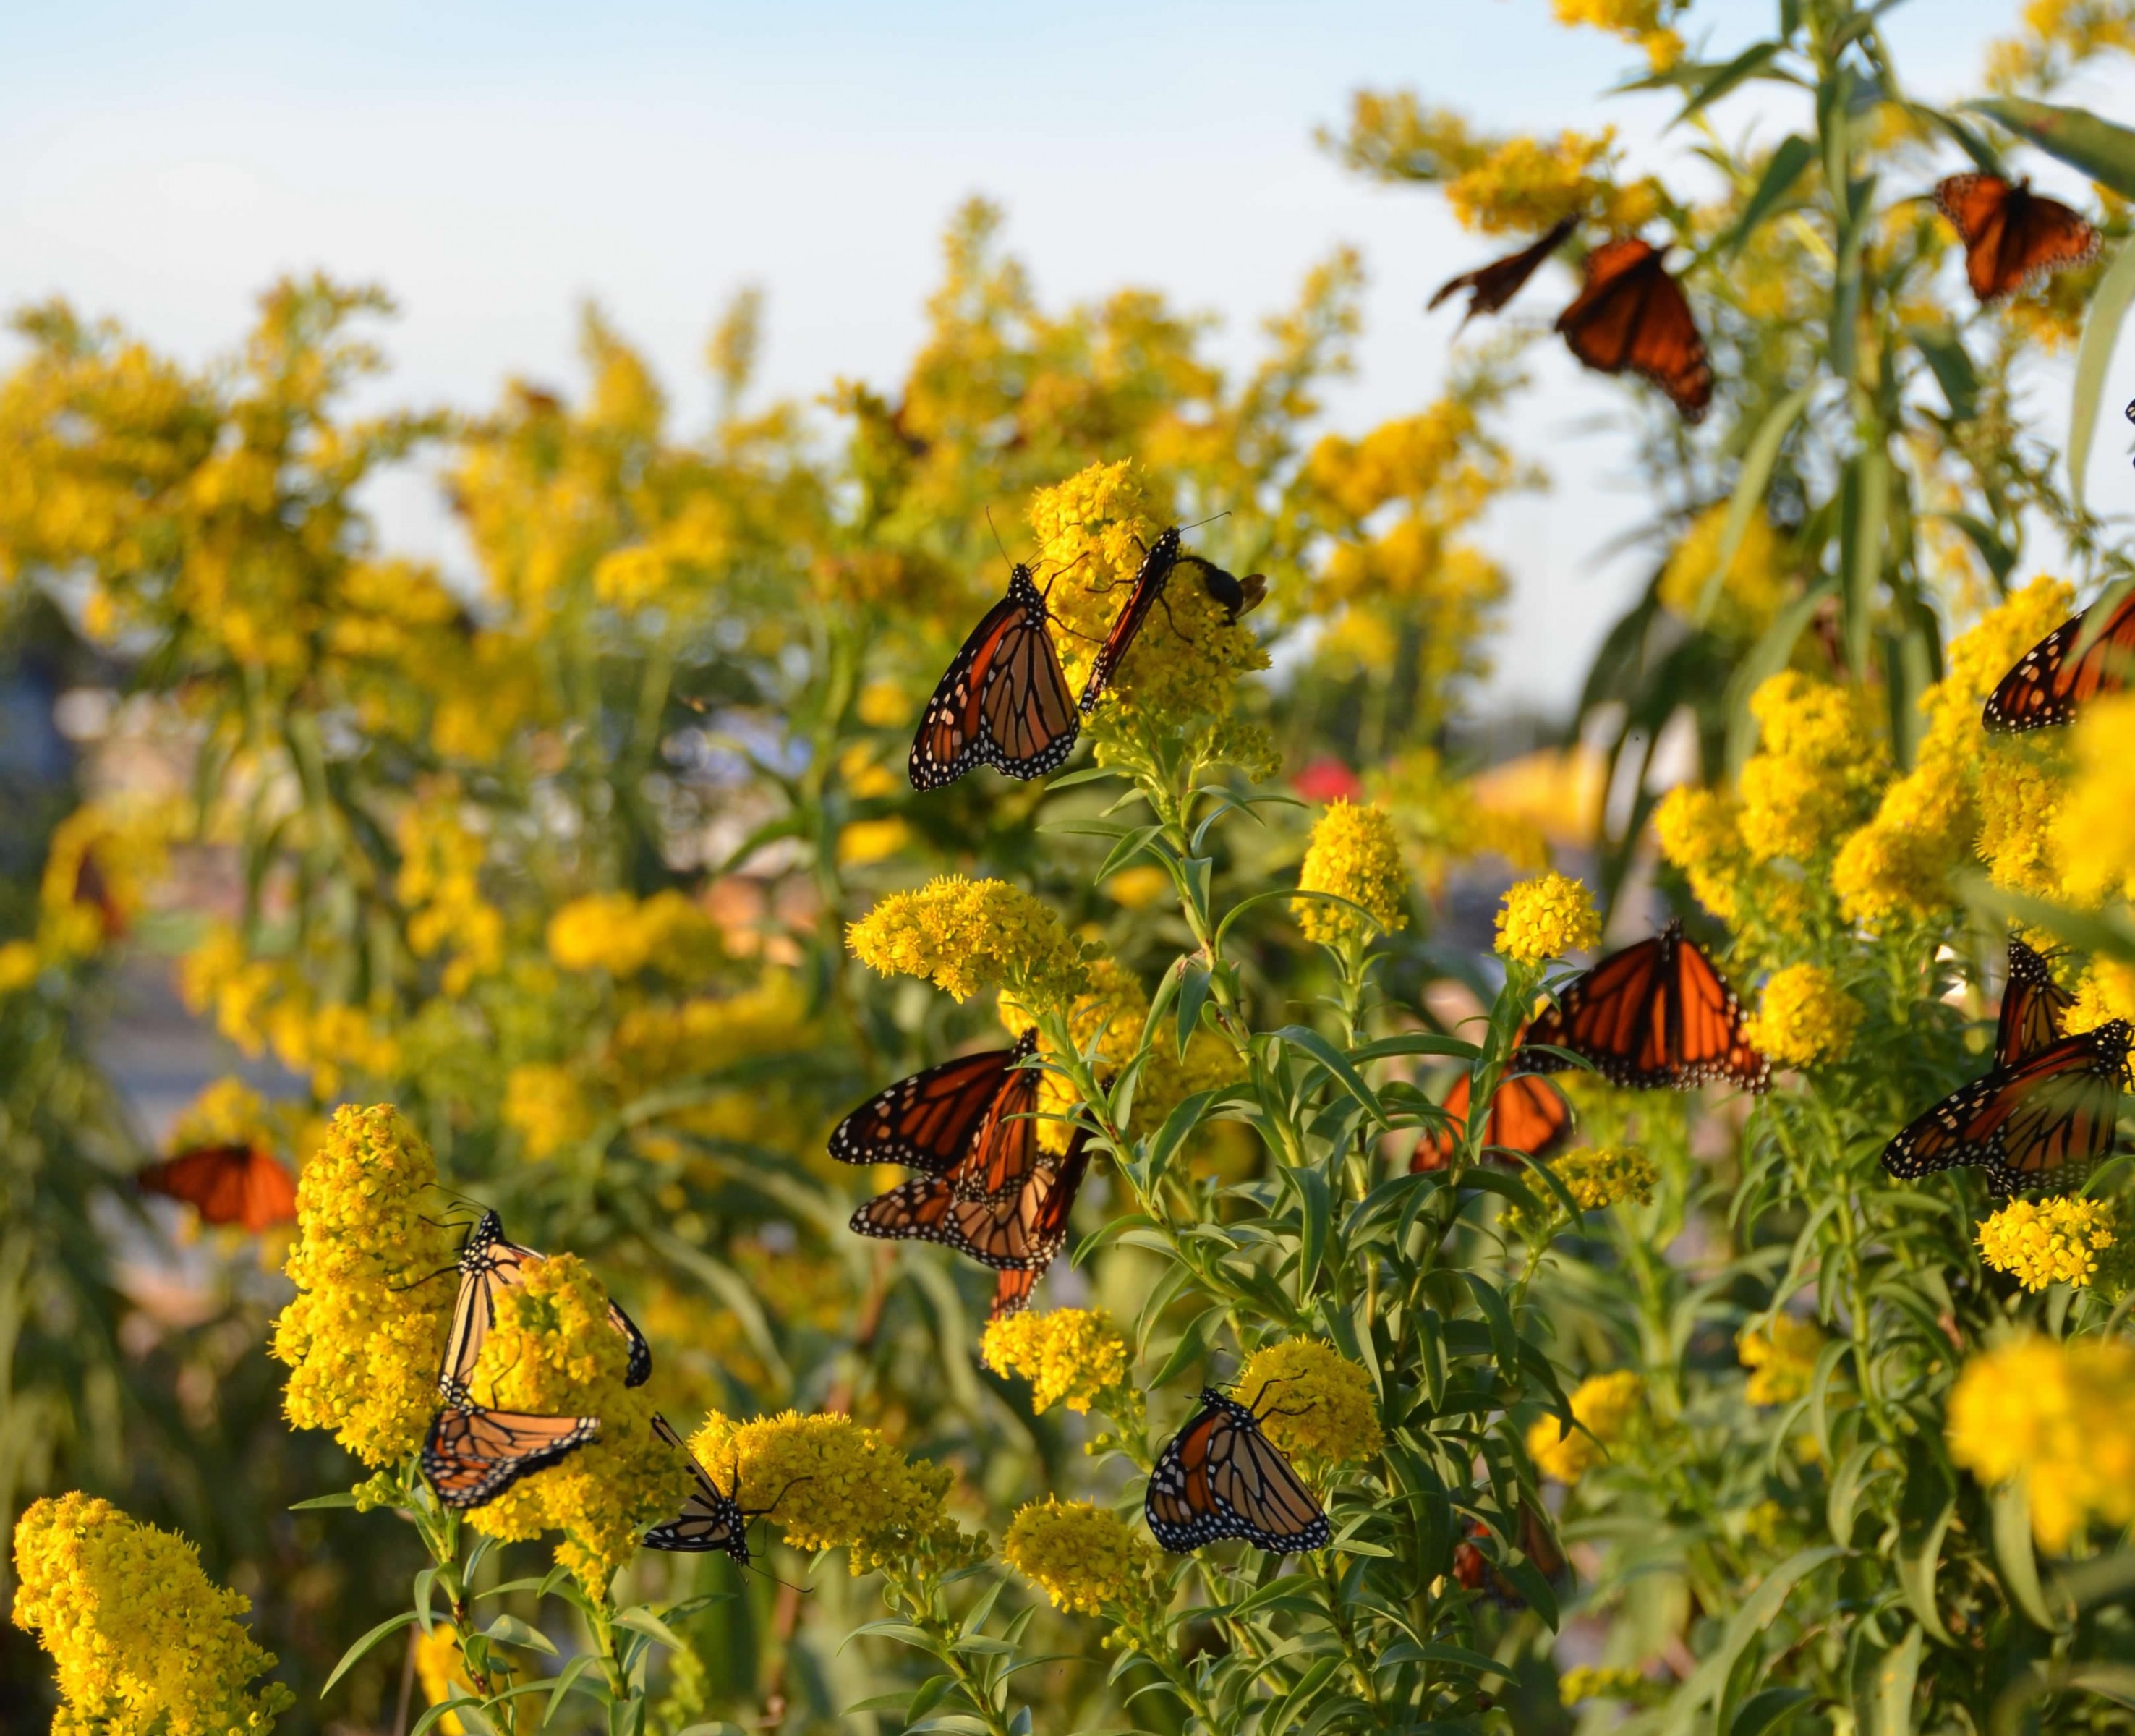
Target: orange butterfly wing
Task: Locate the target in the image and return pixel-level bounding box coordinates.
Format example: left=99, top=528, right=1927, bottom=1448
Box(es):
left=828, top=1037, right=1028, bottom=1173
left=1996, top=938, right=2074, bottom=1068
left=140, top=1145, right=298, bottom=1233
left=1428, top=216, right=1577, bottom=324
left=952, top=1050, right=1046, bottom=1201
left=1936, top=175, right=2099, bottom=302
left=1145, top=1390, right=1330, bottom=1554
left=1673, top=937, right=1770, bottom=1090
left=1556, top=239, right=1712, bottom=422
left=1412, top=1065, right=1572, bottom=1172
left=421, top=1405, right=600, bottom=1510
left=1983, top=587, right=2135, bottom=732
left=1523, top=935, right=1669, bottom=1086
left=909, top=565, right=1078, bottom=789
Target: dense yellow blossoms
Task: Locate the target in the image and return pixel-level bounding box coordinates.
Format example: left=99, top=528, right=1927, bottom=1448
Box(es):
left=12, top=1492, right=294, bottom=1736
left=1739, top=674, right=1889, bottom=865
left=2053, top=693, right=2135, bottom=906
left=849, top=876, right=1089, bottom=1006
left=1738, top=1315, right=1826, bottom=1406
left=1553, top=1146, right=1657, bottom=1210
left=1294, top=800, right=1411, bottom=948
left=1002, top=1498, right=1162, bottom=1619
left=1236, top=1338, right=1383, bottom=1464
left=1657, top=505, right=1791, bottom=639
left=1985, top=0, right=2135, bottom=92
left=546, top=890, right=725, bottom=980
left=1551, top=0, right=1685, bottom=69
left=272, top=1105, right=457, bottom=1464
left=1495, top=872, right=1600, bottom=966
left=2068, top=959, right=2135, bottom=1035
left=1948, top=1334, right=2135, bottom=1549
left=1977, top=1199, right=2120, bottom=1293
left=981, top=1309, right=1130, bottom=1413
left=1560, top=1666, right=1655, bottom=1706
left=1743, top=963, right=1862, bottom=1069
left=1528, top=1370, right=1643, bottom=1484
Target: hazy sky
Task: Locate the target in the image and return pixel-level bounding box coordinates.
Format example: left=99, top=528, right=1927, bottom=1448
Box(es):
left=3, top=0, right=2125, bottom=712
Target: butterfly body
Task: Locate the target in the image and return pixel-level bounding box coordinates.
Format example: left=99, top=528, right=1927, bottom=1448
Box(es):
left=1081, top=528, right=1181, bottom=713
left=909, top=563, right=1079, bottom=790
left=1429, top=216, right=1577, bottom=326
left=437, top=1209, right=652, bottom=1404
left=1145, top=1388, right=1331, bottom=1554
left=1556, top=238, right=1711, bottom=422
left=1982, top=588, right=2135, bottom=732
left=422, top=1405, right=600, bottom=1510
left=643, top=1412, right=750, bottom=1560
left=1934, top=174, right=2099, bottom=303
left=138, top=1143, right=298, bottom=1233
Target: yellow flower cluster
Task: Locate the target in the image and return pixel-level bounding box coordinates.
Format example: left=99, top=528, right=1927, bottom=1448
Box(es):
left=689, top=1410, right=958, bottom=1573
left=611, top=974, right=815, bottom=1092
left=1237, top=1338, right=1384, bottom=1464
left=1527, top=1370, right=1643, bottom=1484
left=997, top=957, right=1144, bottom=1153
left=179, top=924, right=402, bottom=1097
left=981, top=1309, right=1130, bottom=1413
left=1654, top=785, right=1752, bottom=924
left=1977, top=1198, right=2118, bottom=1293
left=1002, top=1497, right=1162, bottom=1619
left=413, top=1622, right=531, bottom=1736
left=2068, top=959, right=2135, bottom=1036
left=546, top=889, right=725, bottom=980
left=1948, top=1333, right=2135, bottom=1549
left=1446, top=127, right=1661, bottom=234
left=848, top=875, right=1089, bottom=1008
left=503, top=1063, right=596, bottom=1160
left=1294, top=800, right=1411, bottom=948
left=1551, top=0, right=1685, bottom=69
left=168, top=1076, right=275, bottom=1153
left=2053, top=693, right=2135, bottom=906
left=11, top=1492, right=294, bottom=1736
left=272, top=1105, right=458, bottom=1465
left=1743, top=963, right=1862, bottom=1069
left=1377, top=746, right=1552, bottom=888
left=396, top=796, right=506, bottom=995
left=1739, top=674, right=1890, bottom=865
left=1552, top=1145, right=1657, bottom=1210
left=1985, top=0, right=2135, bottom=93
left=1656, top=504, right=1791, bottom=639
left=1560, top=1665, right=1655, bottom=1706
left=1494, top=871, right=1600, bottom=966
left=0, top=802, right=174, bottom=994
left=1738, top=1314, right=1826, bottom=1406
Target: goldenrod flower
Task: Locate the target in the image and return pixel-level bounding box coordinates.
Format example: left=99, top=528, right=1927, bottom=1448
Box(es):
left=982, top=1309, right=1130, bottom=1413
left=1002, top=1498, right=1162, bottom=1618
left=1653, top=785, right=1749, bottom=924
left=11, top=1492, right=294, bottom=1736
left=689, top=1410, right=958, bottom=1573
left=1742, top=964, right=1862, bottom=1069
left=1737, top=1315, right=1826, bottom=1405
left=413, top=1622, right=532, bottom=1736
left=1552, top=1146, right=1656, bottom=1210
left=271, top=1105, right=459, bottom=1465
left=1948, top=1334, right=2135, bottom=1549
left=1444, top=127, right=1660, bottom=233
left=1738, top=674, right=1889, bottom=864
left=503, top=1063, right=595, bottom=1160
left=2068, top=960, right=2135, bottom=1037
left=546, top=889, right=725, bottom=980
left=1977, top=744, right=2071, bottom=900
left=1559, top=1665, right=1655, bottom=1706
left=1657, top=504, right=1791, bottom=639
left=1977, top=1199, right=2118, bottom=1293
left=168, top=1076, right=276, bottom=1153
left=999, top=957, right=1149, bottom=1152
left=1293, top=800, right=1411, bottom=948
left=1552, top=0, right=1683, bottom=67
left=848, top=875, right=1088, bottom=1007
left=2053, top=693, right=2135, bottom=906
left=1527, top=1370, right=1643, bottom=1483
left=1236, top=1338, right=1383, bottom=1464
left=1494, top=871, right=1600, bottom=966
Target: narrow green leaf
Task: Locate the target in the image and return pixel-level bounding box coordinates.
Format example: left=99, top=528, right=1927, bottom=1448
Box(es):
left=2067, top=1664, right=2135, bottom=1709
left=1273, top=1026, right=1388, bottom=1128
left=1658, top=1547, right=1844, bottom=1735
left=1992, top=1481, right=2068, bottom=1631
left=289, top=1491, right=363, bottom=1511
left=1969, top=96, right=2135, bottom=199
left=1674, top=39, right=1783, bottom=126
left=1176, top=963, right=1211, bottom=1062
left=1868, top=1625, right=1923, bottom=1736
left=1731, top=1685, right=1815, bottom=1736
left=481, top=1614, right=558, bottom=1657
left=1291, top=1165, right=1331, bottom=1295
left=1461, top=1272, right=1521, bottom=1387
left=2070, top=238, right=2135, bottom=510
left=1726, top=135, right=1816, bottom=255
left=1896, top=1445, right=1956, bottom=1646
left=1697, top=386, right=1813, bottom=627
left=320, top=1611, right=419, bottom=1701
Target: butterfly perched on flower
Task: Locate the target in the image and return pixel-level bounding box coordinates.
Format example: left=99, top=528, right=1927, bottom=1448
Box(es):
left=1078, top=527, right=1264, bottom=714
left=421, top=1404, right=600, bottom=1510
left=138, top=1143, right=298, bottom=1233
left=1412, top=1055, right=1572, bottom=1173
left=1519, top=921, right=1769, bottom=1092
left=909, top=562, right=1081, bottom=791
left=1883, top=1019, right=2131, bottom=1197
left=642, top=1413, right=754, bottom=1560
left=1996, top=938, right=2074, bottom=1068
left=1555, top=238, right=1711, bottom=422
left=1144, top=1387, right=1331, bottom=1554
left=1981, top=584, right=2135, bottom=732
left=850, top=1133, right=1090, bottom=1298
left=433, top=1209, right=652, bottom=1405
left=1428, top=216, right=1577, bottom=327
left=1933, top=174, right=2099, bottom=304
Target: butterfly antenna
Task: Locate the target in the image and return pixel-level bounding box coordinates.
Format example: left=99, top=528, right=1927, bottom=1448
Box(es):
left=986, top=507, right=1012, bottom=568
left=1179, top=510, right=1231, bottom=535
left=1038, top=550, right=1089, bottom=603
left=387, top=1264, right=460, bottom=1294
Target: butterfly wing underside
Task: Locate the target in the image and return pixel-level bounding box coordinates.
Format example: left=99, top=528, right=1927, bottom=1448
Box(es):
left=827, top=1042, right=1022, bottom=1173
left=1145, top=1390, right=1330, bottom=1554
left=643, top=1412, right=749, bottom=1560
left=1996, top=938, right=2076, bottom=1068
left=422, top=1405, right=599, bottom=1510
left=1982, top=589, right=2135, bottom=732
left=910, top=566, right=1079, bottom=790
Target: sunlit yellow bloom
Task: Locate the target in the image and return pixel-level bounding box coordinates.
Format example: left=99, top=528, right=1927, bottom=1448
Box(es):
left=1742, top=963, right=1862, bottom=1069
left=1445, top=128, right=1661, bottom=234
left=1977, top=743, right=2071, bottom=899
left=412, top=1622, right=531, bottom=1736
left=999, top=958, right=1147, bottom=1152
left=1653, top=785, right=1748, bottom=923
left=503, top=1063, right=595, bottom=1160
left=0, top=938, right=40, bottom=994
left=1737, top=1314, right=1826, bottom=1405
left=1657, top=504, right=1791, bottom=639
left=11, top=1492, right=294, bottom=1736
left=1560, top=1665, right=1655, bottom=1706
left=1551, top=0, right=1684, bottom=68
left=2053, top=693, right=2135, bottom=906
left=848, top=875, right=1088, bottom=1007
left=1978, top=1199, right=2119, bottom=1293
left=1985, top=0, right=2135, bottom=93
left=981, top=1309, right=1130, bottom=1414
left=396, top=797, right=505, bottom=995
left=1738, top=674, right=1888, bottom=864
left=1236, top=1338, right=1383, bottom=1465
left=547, top=889, right=725, bottom=980
left=272, top=1105, right=458, bottom=1465
left=2068, top=960, right=2135, bottom=1037
left=1002, top=1498, right=1162, bottom=1619
left=1552, top=1145, right=1656, bottom=1210
left=168, top=1076, right=274, bottom=1153
left=1104, top=864, right=1171, bottom=909
left=1948, top=1334, right=2135, bottom=1549
left=837, top=816, right=911, bottom=867
left=1527, top=1370, right=1643, bottom=1483
left=1495, top=871, right=1600, bottom=966
left=1294, top=800, right=1411, bottom=948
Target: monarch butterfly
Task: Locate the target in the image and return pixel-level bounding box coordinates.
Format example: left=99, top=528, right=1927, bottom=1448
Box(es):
left=1144, top=1387, right=1331, bottom=1554
left=1981, top=584, right=2135, bottom=732
left=1078, top=528, right=1263, bottom=713
left=1428, top=216, right=1577, bottom=327
left=72, top=849, right=125, bottom=940
left=909, top=563, right=1080, bottom=790
left=1520, top=921, right=1769, bottom=1092
left=138, top=1143, right=299, bottom=1233
left=849, top=1132, right=1089, bottom=1275
left=1882, top=1020, right=2132, bottom=1196
left=1996, top=938, right=2074, bottom=1068
left=1411, top=1063, right=1572, bottom=1173
left=435, top=1210, right=652, bottom=1404
left=1933, top=174, right=2100, bottom=303
left=643, top=1412, right=751, bottom=1560
left=1450, top=1505, right=1567, bottom=1609
left=421, top=1404, right=600, bottom=1510
left=1555, top=238, right=1712, bottom=422
left=827, top=1032, right=1037, bottom=1176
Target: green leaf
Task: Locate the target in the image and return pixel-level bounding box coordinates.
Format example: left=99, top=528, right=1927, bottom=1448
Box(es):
left=1843, top=444, right=1888, bottom=676
left=1290, top=1164, right=1332, bottom=1295
left=1991, top=1480, right=2068, bottom=1632
left=1927, top=511, right=2013, bottom=585
left=1730, top=1685, right=1815, bottom=1736
left=1461, top=1272, right=1521, bottom=1387
left=1696, top=385, right=1813, bottom=629
left=1896, top=1448, right=1956, bottom=1646
left=1175, top=963, right=1211, bottom=1061
left=1913, top=327, right=1980, bottom=423
left=1658, top=1546, right=1844, bottom=1736
left=1151, top=1306, right=1223, bottom=1389
left=1095, top=824, right=1165, bottom=885
left=1674, top=40, right=1782, bottom=127
left=289, top=1491, right=363, bottom=1511
left=1867, top=1625, right=1923, bottom=1736
left=1969, top=96, right=2135, bottom=200
left=1726, top=135, right=1816, bottom=255
left=480, top=1614, right=558, bottom=1656
left=2070, top=238, right=2135, bottom=510
left=2068, top=1664, right=2135, bottom=1710
left=320, top=1611, right=419, bottom=1701
left=1273, top=1026, right=1388, bottom=1128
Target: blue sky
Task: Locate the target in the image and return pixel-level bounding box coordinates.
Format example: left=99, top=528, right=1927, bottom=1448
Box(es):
left=1, top=0, right=2121, bottom=712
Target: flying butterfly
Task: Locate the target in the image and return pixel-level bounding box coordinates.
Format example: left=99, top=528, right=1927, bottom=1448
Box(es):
left=909, top=562, right=1080, bottom=791
left=642, top=1412, right=751, bottom=1561
left=1882, top=1020, right=2132, bottom=1197
left=138, top=1143, right=299, bottom=1233
left=850, top=1132, right=1089, bottom=1276
left=1078, top=527, right=1263, bottom=714
left=1520, top=921, right=1770, bottom=1092
left=433, top=1209, right=652, bottom=1404
left=1981, top=584, right=2135, bottom=732
left=1428, top=216, right=1577, bottom=327
left=828, top=1032, right=1038, bottom=1177
left=1412, top=1063, right=1572, bottom=1173
left=1144, top=1387, right=1331, bottom=1554
left=421, top=1404, right=600, bottom=1510
left=1556, top=238, right=1712, bottom=422
left=1996, top=937, right=2074, bottom=1069
left=1933, top=174, right=2100, bottom=304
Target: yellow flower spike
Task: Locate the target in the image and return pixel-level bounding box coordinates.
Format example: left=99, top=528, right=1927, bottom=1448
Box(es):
left=271, top=1105, right=459, bottom=1465
left=1235, top=1339, right=1384, bottom=1464
left=1737, top=673, right=1890, bottom=864
left=1002, top=1498, right=1162, bottom=1619
left=10, top=1492, right=296, bottom=1736
left=1551, top=1146, right=1657, bottom=1210
left=848, top=875, right=1088, bottom=1008
left=2053, top=692, right=2135, bottom=906
left=1977, top=1199, right=2119, bottom=1293
left=1494, top=871, right=1600, bottom=966
left=1560, top=1665, right=1657, bottom=1707
left=1737, top=1315, right=1826, bottom=1406
left=1742, top=964, right=1863, bottom=1069
left=1657, top=504, right=1791, bottom=639
left=1293, top=800, right=1412, bottom=948
left=1527, top=1370, right=1644, bottom=1484
left=981, top=1309, right=1130, bottom=1413
left=1948, top=1334, right=2135, bottom=1550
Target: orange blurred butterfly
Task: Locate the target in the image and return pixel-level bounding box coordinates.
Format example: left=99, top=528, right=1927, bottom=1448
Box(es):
left=1451, top=1505, right=1567, bottom=1610
left=138, top=1143, right=298, bottom=1233
left=421, top=1404, right=599, bottom=1510
left=1981, top=584, right=2135, bottom=732
left=1079, top=527, right=1265, bottom=714
left=909, top=563, right=1081, bottom=791
left=1520, top=921, right=1769, bottom=1092
left=1428, top=216, right=1577, bottom=326
left=1144, top=1387, right=1331, bottom=1554
left=1883, top=1019, right=2131, bottom=1197
left=1412, top=1056, right=1572, bottom=1173
left=1996, top=938, right=2074, bottom=1068
left=642, top=1413, right=751, bottom=1560
left=1555, top=238, right=1712, bottom=422
left=849, top=1133, right=1090, bottom=1301
left=1934, top=174, right=2099, bottom=304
